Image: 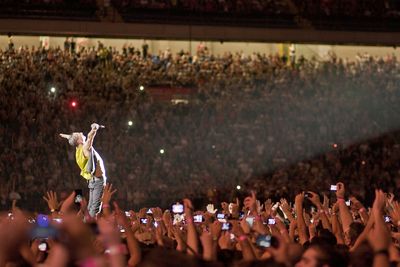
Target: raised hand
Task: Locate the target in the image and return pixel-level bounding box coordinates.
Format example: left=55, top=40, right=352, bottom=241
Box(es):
left=101, top=183, right=117, bottom=204
left=221, top=202, right=229, bottom=213
left=295, top=192, right=305, bottom=205
left=206, top=204, right=217, bottom=214
left=60, top=191, right=76, bottom=214
left=307, top=191, right=321, bottom=207
left=368, top=190, right=391, bottom=254
left=91, top=123, right=100, bottom=130
left=113, top=202, right=130, bottom=230
left=43, top=191, right=60, bottom=212
left=390, top=201, right=400, bottom=227
left=240, top=217, right=251, bottom=234
left=336, top=182, right=345, bottom=199
left=372, top=189, right=386, bottom=213
left=228, top=198, right=240, bottom=217
left=162, top=210, right=172, bottom=226
left=97, top=216, right=120, bottom=246
left=253, top=217, right=268, bottom=235
left=183, top=198, right=194, bottom=217
left=80, top=197, right=88, bottom=214
left=243, top=191, right=257, bottom=212
left=218, top=231, right=234, bottom=250
left=210, top=220, right=222, bottom=241
left=322, top=194, right=329, bottom=209
left=264, top=199, right=273, bottom=217
left=151, top=207, right=163, bottom=221
left=280, top=198, right=294, bottom=222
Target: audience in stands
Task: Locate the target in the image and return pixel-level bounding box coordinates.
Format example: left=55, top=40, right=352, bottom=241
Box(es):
left=0, top=42, right=400, bottom=213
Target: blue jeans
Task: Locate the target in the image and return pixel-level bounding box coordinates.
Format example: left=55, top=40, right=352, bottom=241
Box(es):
left=88, top=177, right=104, bottom=217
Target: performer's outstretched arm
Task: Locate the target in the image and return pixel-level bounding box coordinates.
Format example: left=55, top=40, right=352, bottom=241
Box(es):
left=83, top=124, right=98, bottom=158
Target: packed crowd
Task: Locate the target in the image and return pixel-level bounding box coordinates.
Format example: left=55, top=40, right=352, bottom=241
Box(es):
left=1, top=182, right=400, bottom=267
left=293, top=0, right=400, bottom=18
left=0, top=0, right=98, bottom=20
left=1, top=41, right=400, bottom=213
left=112, top=0, right=291, bottom=15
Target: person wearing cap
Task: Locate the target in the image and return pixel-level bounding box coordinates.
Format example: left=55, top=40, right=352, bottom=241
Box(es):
left=60, top=123, right=107, bottom=217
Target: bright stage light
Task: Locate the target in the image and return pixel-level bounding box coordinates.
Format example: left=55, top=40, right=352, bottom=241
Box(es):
left=128, top=120, right=133, bottom=126
left=139, top=85, right=144, bottom=91
left=160, top=149, right=165, bottom=154
left=50, top=87, right=56, bottom=93
left=71, top=101, right=77, bottom=107
left=236, top=185, right=241, bottom=190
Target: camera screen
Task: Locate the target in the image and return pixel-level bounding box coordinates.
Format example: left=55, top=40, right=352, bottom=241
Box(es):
left=256, top=235, right=271, bottom=248
left=193, top=215, right=203, bottom=223
left=222, top=222, right=231, bottom=230
left=246, top=217, right=254, bottom=227
left=172, top=204, right=184, bottom=214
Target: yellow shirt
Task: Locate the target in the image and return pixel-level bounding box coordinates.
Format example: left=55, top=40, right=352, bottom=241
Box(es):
left=75, top=145, right=92, bottom=180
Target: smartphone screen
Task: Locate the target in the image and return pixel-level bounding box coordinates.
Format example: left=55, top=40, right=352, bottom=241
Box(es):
left=217, top=213, right=226, bottom=222
left=221, top=222, right=232, bottom=231
left=268, top=218, right=276, bottom=225
left=140, top=218, right=148, bottom=224
left=256, top=235, right=279, bottom=248
left=256, top=235, right=271, bottom=248
left=53, top=218, right=62, bottom=224
left=330, top=185, right=337, bottom=191
left=217, top=213, right=225, bottom=219
left=246, top=217, right=254, bottom=228
left=74, top=189, right=83, bottom=204
left=38, top=241, right=48, bottom=252
left=193, top=215, right=203, bottom=223
left=172, top=204, right=184, bottom=214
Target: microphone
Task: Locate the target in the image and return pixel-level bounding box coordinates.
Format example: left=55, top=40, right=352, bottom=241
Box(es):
left=91, top=123, right=105, bottom=130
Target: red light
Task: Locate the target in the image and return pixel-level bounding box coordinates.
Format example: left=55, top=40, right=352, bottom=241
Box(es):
left=71, top=101, right=77, bottom=107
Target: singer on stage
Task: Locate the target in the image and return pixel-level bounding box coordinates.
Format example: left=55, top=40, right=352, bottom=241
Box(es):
left=60, top=123, right=107, bottom=217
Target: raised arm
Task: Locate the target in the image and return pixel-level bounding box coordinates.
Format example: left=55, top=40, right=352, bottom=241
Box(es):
left=295, top=192, right=308, bottom=245
left=82, top=123, right=99, bottom=157
left=369, top=190, right=391, bottom=267
left=335, top=182, right=353, bottom=233
left=308, top=192, right=332, bottom=232
left=184, top=198, right=199, bottom=256
left=114, top=202, right=141, bottom=267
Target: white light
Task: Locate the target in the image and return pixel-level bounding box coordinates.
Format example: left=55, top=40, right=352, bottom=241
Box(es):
left=128, top=121, right=133, bottom=126
left=50, top=87, right=56, bottom=93
left=159, top=149, right=165, bottom=154
left=236, top=185, right=241, bottom=190
left=139, top=85, right=144, bottom=91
